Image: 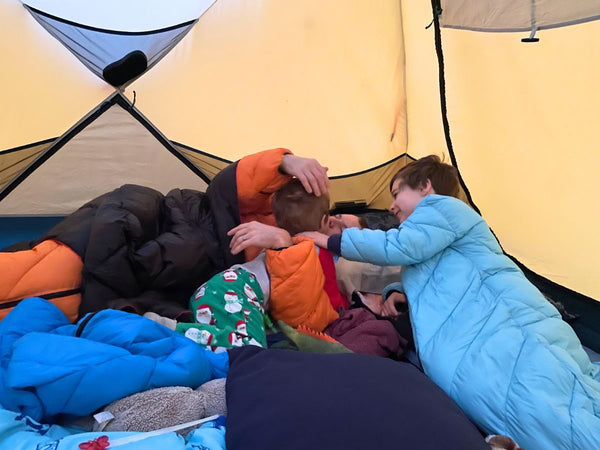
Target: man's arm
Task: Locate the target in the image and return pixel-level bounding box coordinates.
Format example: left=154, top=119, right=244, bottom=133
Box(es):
left=236, top=149, right=330, bottom=221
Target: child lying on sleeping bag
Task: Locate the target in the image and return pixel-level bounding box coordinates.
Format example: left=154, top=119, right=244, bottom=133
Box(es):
left=302, top=155, right=600, bottom=450
left=175, top=179, right=343, bottom=350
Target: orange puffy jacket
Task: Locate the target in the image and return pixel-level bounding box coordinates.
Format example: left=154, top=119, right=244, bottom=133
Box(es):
left=266, top=237, right=339, bottom=331
left=236, top=149, right=338, bottom=331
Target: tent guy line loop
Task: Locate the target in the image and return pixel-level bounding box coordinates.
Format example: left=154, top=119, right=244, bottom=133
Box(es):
left=425, top=4, right=443, bottom=30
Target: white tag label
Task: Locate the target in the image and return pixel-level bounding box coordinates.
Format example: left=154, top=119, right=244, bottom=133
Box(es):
left=93, top=411, right=115, bottom=424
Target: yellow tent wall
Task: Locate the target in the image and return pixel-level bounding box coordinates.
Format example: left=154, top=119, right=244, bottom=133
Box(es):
left=1, top=0, right=600, bottom=311
left=402, top=1, right=600, bottom=301
left=0, top=0, right=112, bottom=151
left=126, top=0, right=407, bottom=174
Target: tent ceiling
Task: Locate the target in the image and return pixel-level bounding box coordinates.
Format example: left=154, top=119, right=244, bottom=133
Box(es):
left=127, top=0, right=407, bottom=175
left=439, top=0, right=600, bottom=32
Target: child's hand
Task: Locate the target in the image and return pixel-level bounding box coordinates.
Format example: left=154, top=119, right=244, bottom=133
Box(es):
left=297, top=231, right=328, bottom=248
left=280, top=154, right=330, bottom=196
left=228, top=221, right=293, bottom=255
left=380, top=292, right=408, bottom=318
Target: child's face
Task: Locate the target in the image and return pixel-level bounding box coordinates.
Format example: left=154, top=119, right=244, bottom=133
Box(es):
left=389, top=178, right=431, bottom=223
left=326, top=214, right=362, bottom=235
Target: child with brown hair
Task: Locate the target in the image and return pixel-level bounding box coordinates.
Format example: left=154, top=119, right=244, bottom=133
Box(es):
left=176, top=179, right=342, bottom=351
left=302, top=154, right=600, bottom=450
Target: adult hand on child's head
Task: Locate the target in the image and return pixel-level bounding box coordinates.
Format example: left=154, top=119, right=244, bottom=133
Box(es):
left=296, top=231, right=329, bottom=248
left=381, top=292, right=408, bottom=318
left=280, top=154, right=330, bottom=196
left=228, top=221, right=293, bottom=255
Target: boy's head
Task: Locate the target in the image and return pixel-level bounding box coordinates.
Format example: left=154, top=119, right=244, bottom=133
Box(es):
left=389, top=155, right=459, bottom=197
left=388, top=155, right=459, bottom=223
left=273, top=179, right=331, bottom=235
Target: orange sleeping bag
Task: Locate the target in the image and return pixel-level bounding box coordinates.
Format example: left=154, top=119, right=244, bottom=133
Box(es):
left=0, top=239, right=82, bottom=322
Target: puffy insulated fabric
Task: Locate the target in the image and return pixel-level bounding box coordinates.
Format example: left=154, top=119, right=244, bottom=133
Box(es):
left=0, top=297, right=228, bottom=422
left=341, top=195, right=600, bottom=450
left=266, top=237, right=338, bottom=331
left=0, top=408, right=226, bottom=450
left=236, top=147, right=292, bottom=261
left=41, top=182, right=237, bottom=318
left=0, top=240, right=82, bottom=322
left=225, top=346, right=489, bottom=450
left=12, top=149, right=290, bottom=318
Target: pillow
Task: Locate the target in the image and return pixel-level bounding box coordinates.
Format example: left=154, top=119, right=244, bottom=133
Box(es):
left=226, top=347, right=488, bottom=450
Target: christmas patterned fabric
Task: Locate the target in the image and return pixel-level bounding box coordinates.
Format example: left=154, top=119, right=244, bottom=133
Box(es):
left=177, top=268, right=267, bottom=350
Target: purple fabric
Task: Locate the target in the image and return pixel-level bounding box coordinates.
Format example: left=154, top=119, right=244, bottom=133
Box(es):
left=325, top=308, right=407, bottom=358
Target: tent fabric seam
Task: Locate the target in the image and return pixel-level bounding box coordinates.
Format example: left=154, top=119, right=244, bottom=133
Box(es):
left=0, top=138, right=56, bottom=155
left=0, top=97, right=114, bottom=202
left=24, top=4, right=197, bottom=35
left=330, top=153, right=414, bottom=180
left=441, top=14, right=600, bottom=34
left=172, top=141, right=234, bottom=165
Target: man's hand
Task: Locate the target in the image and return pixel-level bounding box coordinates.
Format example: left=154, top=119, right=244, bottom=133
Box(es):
left=380, top=292, right=408, bottom=318
left=296, top=231, right=329, bottom=248
left=280, top=154, right=330, bottom=196
left=228, top=221, right=293, bottom=255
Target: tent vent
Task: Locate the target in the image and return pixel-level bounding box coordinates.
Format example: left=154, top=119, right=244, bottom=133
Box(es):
left=24, top=5, right=196, bottom=85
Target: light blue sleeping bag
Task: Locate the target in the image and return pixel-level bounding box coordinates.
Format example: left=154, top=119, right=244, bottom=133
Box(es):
left=341, top=194, right=600, bottom=450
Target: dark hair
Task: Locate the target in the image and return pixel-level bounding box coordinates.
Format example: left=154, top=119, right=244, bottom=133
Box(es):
left=273, top=179, right=330, bottom=235
left=389, top=155, right=459, bottom=198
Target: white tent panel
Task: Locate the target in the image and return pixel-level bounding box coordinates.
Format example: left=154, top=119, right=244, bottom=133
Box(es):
left=440, top=0, right=600, bottom=32
left=127, top=0, right=407, bottom=175
left=23, top=0, right=215, bottom=31
left=0, top=104, right=208, bottom=215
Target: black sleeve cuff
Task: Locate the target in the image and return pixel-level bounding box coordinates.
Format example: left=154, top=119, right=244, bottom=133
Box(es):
left=277, top=152, right=293, bottom=174
left=327, top=234, right=342, bottom=255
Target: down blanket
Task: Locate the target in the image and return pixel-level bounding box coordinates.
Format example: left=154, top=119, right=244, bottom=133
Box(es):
left=341, top=194, right=600, bottom=450
left=0, top=297, right=228, bottom=423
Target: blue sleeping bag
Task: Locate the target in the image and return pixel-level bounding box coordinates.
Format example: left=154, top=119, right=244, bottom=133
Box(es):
left=0, top=297, right=228, bottom=422
left=342, top=195, right=600, bottom=450
left=0, top=408, right=226, bottom=450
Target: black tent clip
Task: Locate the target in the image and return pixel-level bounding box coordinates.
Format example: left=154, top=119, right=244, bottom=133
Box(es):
left=521, top=26, right=539, bottom=43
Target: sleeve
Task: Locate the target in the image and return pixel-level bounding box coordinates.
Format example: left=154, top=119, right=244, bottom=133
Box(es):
left=341, top=200, right=459, bottom=266
left=327, top=234, right=342, bottom=255
left=236, top=148, right=293, bottom=221
left=265, top=237, right=338, bottom=331
left=382, top=281, right=404, bottom=300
